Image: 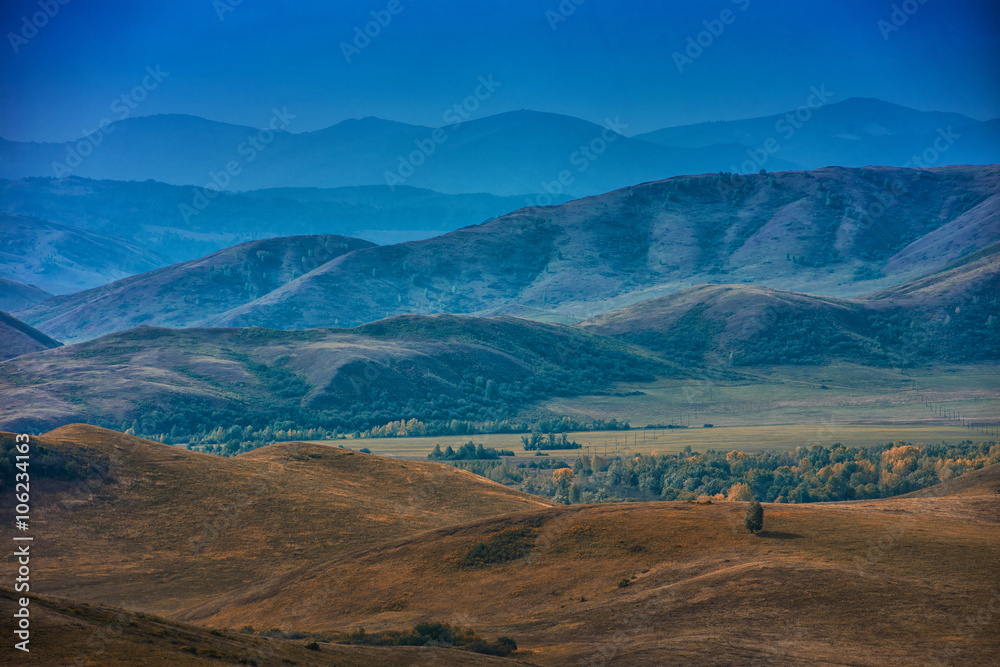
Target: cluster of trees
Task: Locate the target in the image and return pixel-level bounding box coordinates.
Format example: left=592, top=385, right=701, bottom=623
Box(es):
left=0, top=435, right=105, bottom=482
left=241, top=622, right=516, bottom=657
left=457, top=520, right=542, bottom=568
left=521, top=432, right=582, bottom=451
left=438, top=440, right=999, bottom=505
left=428, top=442, right=514, bottom=461
left=336, top=623, right=517, bottom=657
left=165, top=412, right=630, bottom=456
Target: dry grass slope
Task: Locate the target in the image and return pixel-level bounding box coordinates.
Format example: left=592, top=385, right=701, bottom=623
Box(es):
left=0, top=425, right=552, bottom=618
left=4, top=425, right=998, bottom=665
left=183, top=487, right=1000, bottom=666
left=0, top=588, right=524, bottom=666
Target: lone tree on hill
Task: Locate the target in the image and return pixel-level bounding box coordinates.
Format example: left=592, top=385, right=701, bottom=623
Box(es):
left=744, top=500, right=764, bottom=534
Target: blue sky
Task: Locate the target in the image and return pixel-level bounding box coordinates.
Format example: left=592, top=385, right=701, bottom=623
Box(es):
left=2, top=0, right=998, bottom=141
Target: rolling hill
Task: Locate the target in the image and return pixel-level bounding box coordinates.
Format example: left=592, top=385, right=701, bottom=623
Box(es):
left=179, top=493, right=1000, bottom=665
left=16, top=234, right=375, bottom=342
left=4, top=425, right=996, bottom=665
left=0, top=315, right=666, bottom=437
left=0, top=213, right=171, bottom=294
left=204, top=164, right=1000, bottom=331
left=0, top=310, right=61, bottom=360
left=0, top=426, right=553, bottom=617
left=0, top=276, right=52, bottom=311
left=580, top=242, right=1000, bottom=366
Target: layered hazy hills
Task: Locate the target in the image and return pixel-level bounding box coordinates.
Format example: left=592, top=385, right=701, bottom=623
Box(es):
left=0, top=212, right=171, bottom=294
left=5, top=425, right=997, bottom=665
left=0, top=176, right=559, bottom=264
left=0, top=425, right=552, bottom=619
left=582, top=243, right=1000, bottom=366
left=15, top=165, right=997, bottom=342
left=0, top=315, right=665, bottom=434
left=0, top=275, right=52, bottom=310
left=17, top=234, right=374, bottom=342
left=205, top=165, right=1000, bottom=331
left=637, top=97, right=1000, bottom=170
left=0, top=310, right=61, bottom=361
left=0, top=109, right=801, bottom=197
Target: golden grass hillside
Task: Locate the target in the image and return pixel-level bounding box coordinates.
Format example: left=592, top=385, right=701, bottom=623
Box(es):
left=182, top=488, right=1000, bottom=666
left=0, top=425, right=553, bottom=617
left=5, top=425, right=998, bottom=665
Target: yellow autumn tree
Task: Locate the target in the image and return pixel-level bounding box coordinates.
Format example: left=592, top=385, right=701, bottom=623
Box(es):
left=727, top=482, right=754, bottom=501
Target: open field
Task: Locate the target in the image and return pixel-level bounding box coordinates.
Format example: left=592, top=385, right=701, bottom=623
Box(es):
left=315, top=423, right=994, bottom=460
left=544, top=363, right=1000, bottom=429
left=307, top=363, right=1000, bottom=460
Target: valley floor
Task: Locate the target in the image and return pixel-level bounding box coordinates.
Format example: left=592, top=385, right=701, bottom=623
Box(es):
left=319, top=363, right=1000, bottom=460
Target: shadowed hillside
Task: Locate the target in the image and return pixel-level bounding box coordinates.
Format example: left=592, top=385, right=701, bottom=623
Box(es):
left=0, top=310, right=61, bottom=361
left=0, top=589, right=525, bottom=666
left=0, top=317, right=666, bottom=439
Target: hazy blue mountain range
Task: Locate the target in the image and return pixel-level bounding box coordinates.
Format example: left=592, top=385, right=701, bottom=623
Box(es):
left=637, top=98, right=1000, bottom=172
left=6, top=98, right=994, bottom=198
left=0, top=110, right=799, bottom=197
left=16, top=165, right=999, bottom=342
left=0, top=212, right=171, bottom=294
left=0, top=177, right=563, bottom=265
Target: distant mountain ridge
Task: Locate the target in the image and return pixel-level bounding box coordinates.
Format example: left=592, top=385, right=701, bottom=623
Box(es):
left=637, top=97, right=999, bottom=172
left=205, top=164, right=1000, bottom=331
left=6, top=98, right=994, bottom=197
left=581, top=242, right=1000, bottom=367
